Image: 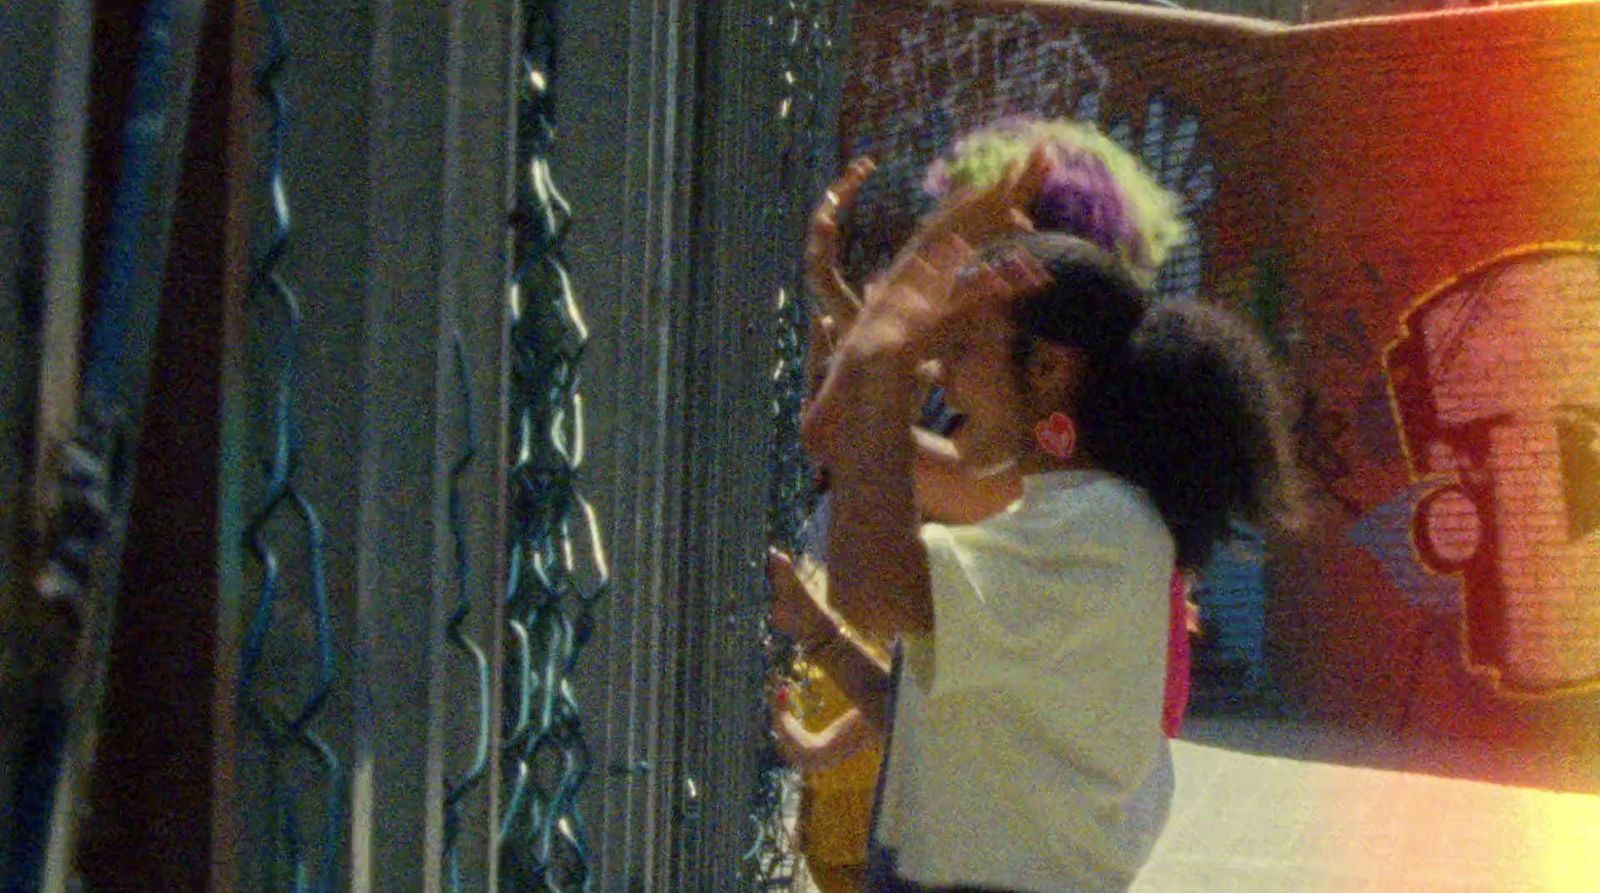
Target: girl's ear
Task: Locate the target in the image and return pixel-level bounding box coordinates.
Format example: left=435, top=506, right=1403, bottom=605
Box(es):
left=1026, top=341, right=1085, bottom=414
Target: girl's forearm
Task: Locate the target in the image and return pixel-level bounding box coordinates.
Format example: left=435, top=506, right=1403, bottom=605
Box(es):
left=804, top=339, right=933, bottom=646
left=801, top=330, right=922, bottom=468
left=827, top=458, right=930, bottom=640
left=775, top=706, right=881, bottom=773
left=794, top=592, right=893, bottom=730
left=806, top=709, right=878, bottom=771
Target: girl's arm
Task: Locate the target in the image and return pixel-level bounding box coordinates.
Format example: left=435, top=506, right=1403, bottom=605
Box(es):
left=772, top=706, right=879, bottom=774
left=802, top=159, right=1020, bottom=528
left=802, top=227, right=1040, bottom=640
left=786, top=148, right=1048, bottom=662
left=803, top=302, right=934, bottom=643
left=769, top=551, right=893, bottom=729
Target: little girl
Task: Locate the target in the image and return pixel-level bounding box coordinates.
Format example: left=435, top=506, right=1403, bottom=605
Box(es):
left=775, top=119, right=1302, bottom=893
left=774, top=119, right=1208, bottom=891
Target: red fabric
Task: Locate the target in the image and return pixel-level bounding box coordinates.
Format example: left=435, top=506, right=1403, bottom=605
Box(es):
left=1162, top=570, right=1192, bottom=739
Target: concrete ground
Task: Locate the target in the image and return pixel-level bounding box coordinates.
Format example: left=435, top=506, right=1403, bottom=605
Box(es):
left=792, top=717, right=1600, bottom=892
left=1134, top=718, right=1600, bottom=893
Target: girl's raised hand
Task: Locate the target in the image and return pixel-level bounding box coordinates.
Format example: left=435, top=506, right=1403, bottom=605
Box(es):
left=800, top=149, right=1051, bottom=462
left=797, top=148, right=1048, bottom=367
left=852, top=146, right=1052, bottom=350
left=855, top=236, right=1051, bottom=362
left=804, top=156, right=874, bottom=334
left=885, top=144, right=1052, bottom=286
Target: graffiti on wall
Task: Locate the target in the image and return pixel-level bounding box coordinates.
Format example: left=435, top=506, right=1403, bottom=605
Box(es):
left=845, top=10, right=1216, bottom=303
left=1296, top=263, right=1471, bottom=615
left=1383, top=244, right=1600, bottom=696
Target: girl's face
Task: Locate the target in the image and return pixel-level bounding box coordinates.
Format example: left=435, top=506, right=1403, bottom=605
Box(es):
left=926, top=300, right=1034, bottom=474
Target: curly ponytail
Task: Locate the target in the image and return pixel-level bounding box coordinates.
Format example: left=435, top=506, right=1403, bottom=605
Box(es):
left=1081, top=300, right=1304, bottom=569
left=1003, top=234, right=1306, bottom=569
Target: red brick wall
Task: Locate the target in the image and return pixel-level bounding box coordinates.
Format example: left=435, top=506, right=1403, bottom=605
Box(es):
left=842, top=0, right=1600, bottom=743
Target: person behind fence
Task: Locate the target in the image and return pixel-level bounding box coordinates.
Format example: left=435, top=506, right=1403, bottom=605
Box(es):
left=769, top=120, right=1204, bottom=892
left=771, top=117, right=1303, bottom=893
left=770, top=536, right=884, bottom=893
left=771, top=399, right=1007, bottom=893
left=770, top=147, right=1052, bottom=893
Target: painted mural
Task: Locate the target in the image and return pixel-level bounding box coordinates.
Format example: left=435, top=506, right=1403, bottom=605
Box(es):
left=843, top=0, right=1600, bottom=734
left=1385, top=245, right=1600, bottom=696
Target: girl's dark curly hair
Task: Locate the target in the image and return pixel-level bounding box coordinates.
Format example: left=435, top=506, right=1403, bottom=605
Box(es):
left=998, top=233, right=1307, bottom=570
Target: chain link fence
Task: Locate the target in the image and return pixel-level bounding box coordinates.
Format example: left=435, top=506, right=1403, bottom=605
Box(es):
left=753, top=1, right=852, bottom=891
left=6, top=0, right=848, bottom=890
left=498, top=0, right=612, bottom=886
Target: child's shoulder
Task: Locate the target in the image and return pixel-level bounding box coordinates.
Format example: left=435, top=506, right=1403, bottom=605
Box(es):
left=925, top=470, right=1168, bottom=556
left=1033, top=469, right=1160, bottom=519
left=1021, top=470, right=1173, bottom=555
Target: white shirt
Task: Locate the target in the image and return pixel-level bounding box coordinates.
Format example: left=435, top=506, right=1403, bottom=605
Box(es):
left=873, top=470, right=1176, bottom=893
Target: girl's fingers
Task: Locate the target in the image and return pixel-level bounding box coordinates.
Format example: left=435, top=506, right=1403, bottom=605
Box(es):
left=952, top=148, right=1048, bottom=243
left=895, top=147, right=1048, bottom=266
left=805, top=314, right=836, bottom=396
left=860, top=278, right=887, bottom=308
left=1004, top=208, right=1035, bottom=235
left=885, top=237, right=971, bottom=316
left=992, top=247, right=1050, bottom=291
left=804, top=157, right=875, bottom=324
left=863, top=150, right=1050, bottom=332
left=841, top=155, right=876, bottom=189
left=812, top=314, right=838, bottom=355
left=1006, top=145, right=1053, bottom=208
left=958, top=266, right=1015, bottom=310
left=866, top=261, right=931, bottom=315
left=804, top=225, right=860, bottom=326
left=913, top=234, right=976, bottom=290
left=806, top=313, right=838, bottom=354
left=957, top=248, right=1050, bottom=310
